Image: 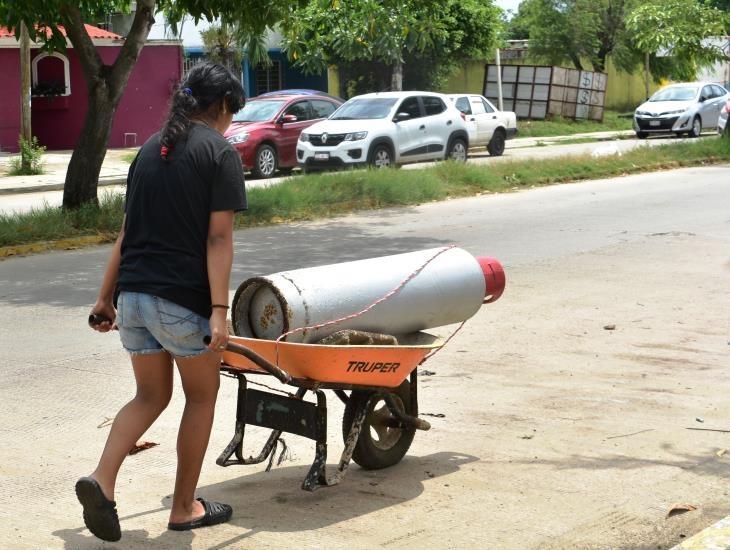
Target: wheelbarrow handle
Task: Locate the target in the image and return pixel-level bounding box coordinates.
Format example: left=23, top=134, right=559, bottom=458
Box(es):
left=203, top=336, right=292, bottom=384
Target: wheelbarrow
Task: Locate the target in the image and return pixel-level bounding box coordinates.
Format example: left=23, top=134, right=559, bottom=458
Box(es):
left=211, top=332, right=442, bottom=492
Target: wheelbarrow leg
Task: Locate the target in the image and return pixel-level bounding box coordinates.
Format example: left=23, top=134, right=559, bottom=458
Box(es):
left=218, top=373, right=305, bottom=467
left=302, top=390, right=329, bottom=491
left=217, top=374, right=249, bottom=467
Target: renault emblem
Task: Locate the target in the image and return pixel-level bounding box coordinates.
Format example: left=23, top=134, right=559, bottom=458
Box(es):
left=321, top=133, right=328, bottom=144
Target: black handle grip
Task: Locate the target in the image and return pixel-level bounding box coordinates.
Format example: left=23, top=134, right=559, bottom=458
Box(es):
left=88, top=314, right=112, bottom=326
left=204, top=336, right=292, bottom=384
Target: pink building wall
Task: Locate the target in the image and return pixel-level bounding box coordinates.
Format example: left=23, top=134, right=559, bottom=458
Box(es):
left=0, top=42, right=181, bottom=152
left=0, top=49, right=23, bottom=153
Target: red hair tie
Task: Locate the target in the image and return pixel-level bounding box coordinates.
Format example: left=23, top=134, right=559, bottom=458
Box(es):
left=160, top=145, right=170, bottom=160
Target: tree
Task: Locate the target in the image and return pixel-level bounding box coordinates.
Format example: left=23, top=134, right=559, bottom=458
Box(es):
left=627, top=0, right=728, bottom=85
left=0, top=1, right=298, bottom=209
left=281, top=0, right=502, bottom=93
left=200, top=22, right=272, bottom=82
left=514, top=0, right=638, bottom=73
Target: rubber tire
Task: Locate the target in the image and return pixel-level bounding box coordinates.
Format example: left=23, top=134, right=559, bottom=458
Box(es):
left=252, top=144, right=278, bottom=178
left=278, top=167, right=294, bottom=176
left=447, top=137, right=468, bottom=162
left=689, top=116, right=702, bottom=138
left=636, top=131, right=648, bottom=140
left=342, top=380, right=416, bottom=470
left=487, top=129, right=506, bottom=156
left=368, top=143, right=394, bottom=169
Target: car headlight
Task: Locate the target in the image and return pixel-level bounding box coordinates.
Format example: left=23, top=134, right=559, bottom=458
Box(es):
left=662, top=109, right=686, bottom=116
left=299, top=132, right=310, bottom=142
left=227, top=132, right=249, bottom=145
left=344, top=131, right=368, bottom=141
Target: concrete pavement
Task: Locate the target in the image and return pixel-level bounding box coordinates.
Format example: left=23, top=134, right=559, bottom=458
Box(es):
left=1, top=165, right=729, bottom=548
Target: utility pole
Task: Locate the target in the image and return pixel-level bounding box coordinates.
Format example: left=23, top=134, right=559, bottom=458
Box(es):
left=644, top=51, right=650, bottom=101
left=19, top=21, right=32, bottom=171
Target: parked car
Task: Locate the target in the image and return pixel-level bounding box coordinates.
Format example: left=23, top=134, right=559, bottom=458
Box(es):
left=633, top=82, right=729, bottom=139
left=225, top=91, right=343, bottom=178
left=297, top=91, right=469, bottom=172
left=718, top=98, right=730, bottom=136
left=448, top=94, right=517, bottom=156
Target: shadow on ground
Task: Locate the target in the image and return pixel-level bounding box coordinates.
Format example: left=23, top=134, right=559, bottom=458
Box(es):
left=53, top=451, right=476, bottom=548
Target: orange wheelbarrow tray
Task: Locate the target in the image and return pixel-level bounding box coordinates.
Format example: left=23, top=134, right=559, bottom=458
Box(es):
left=214, top=333, right=442, bottom=492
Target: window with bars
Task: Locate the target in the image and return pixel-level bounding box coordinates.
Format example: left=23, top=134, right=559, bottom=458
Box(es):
left=255, top=60, right=282, bottom=94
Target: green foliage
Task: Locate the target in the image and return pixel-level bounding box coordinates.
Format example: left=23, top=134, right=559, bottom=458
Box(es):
left=515, top=0, right=638, bottom=73
left=281, top=0, right=502, bottom=90
left=627, top=0, right=728, bottom=80
left=516, top=111, right=633, bottom=138
left=0, top=1, right=300, bottom=52
left=9, top=136, right=46, bottom=176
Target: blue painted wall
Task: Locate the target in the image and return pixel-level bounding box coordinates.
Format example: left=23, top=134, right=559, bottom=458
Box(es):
left=184, top=48, right=327, bottom=98
left=243, top=49, right=328, bottom=98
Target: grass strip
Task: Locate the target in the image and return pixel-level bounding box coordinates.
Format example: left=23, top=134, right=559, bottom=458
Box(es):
left=1, top=137, right=728, bottom=252
left=517, top=111, right=633, bottom=138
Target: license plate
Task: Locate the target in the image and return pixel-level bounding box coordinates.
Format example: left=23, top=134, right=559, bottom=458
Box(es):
left=314, top=153, right=330, bottom=161
left=649, top=120, right=661, bottom=127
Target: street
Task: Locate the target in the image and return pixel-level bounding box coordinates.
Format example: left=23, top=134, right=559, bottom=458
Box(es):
left=0, top=133, right=712, bottom=215
left=0, top=165, right=728, bottom=548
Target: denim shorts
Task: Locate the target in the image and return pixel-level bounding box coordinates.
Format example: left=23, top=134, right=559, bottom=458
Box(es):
left=116, top=291, right=211, bottom=357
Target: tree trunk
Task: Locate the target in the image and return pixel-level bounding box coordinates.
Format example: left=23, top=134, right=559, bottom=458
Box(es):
left=60, top=1, right=156, bottom=209
left=62, top=85, right=116, bottom=207
left=391, top=60, right=403, bottom=91
left=644, top=51, right=650, bottom=101
left=19, top=22, right=31, bottom=170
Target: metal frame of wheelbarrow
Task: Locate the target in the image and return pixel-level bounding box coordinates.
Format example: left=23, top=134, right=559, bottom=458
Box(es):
left=212, top=338, right=431, bottom=492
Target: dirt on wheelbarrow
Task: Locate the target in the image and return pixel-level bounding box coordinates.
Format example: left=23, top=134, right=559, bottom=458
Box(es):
left=3, top=232, right=729, bottom=549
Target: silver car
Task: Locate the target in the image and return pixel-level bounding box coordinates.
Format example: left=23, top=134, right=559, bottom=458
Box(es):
left=718, top=97, right=729, bottom=136
left=633, top=82, right=729, bottom=139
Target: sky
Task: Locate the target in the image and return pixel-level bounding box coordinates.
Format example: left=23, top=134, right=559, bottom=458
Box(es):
left=496, top=0, right=522, bottom=16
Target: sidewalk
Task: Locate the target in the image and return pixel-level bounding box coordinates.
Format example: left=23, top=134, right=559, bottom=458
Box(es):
left=0, top=148, right=134, bottom=195
left=505, top=129, right=635, bottom=149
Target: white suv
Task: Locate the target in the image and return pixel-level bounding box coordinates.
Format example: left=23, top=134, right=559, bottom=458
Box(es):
left=297, top=91, right=469, bottom=171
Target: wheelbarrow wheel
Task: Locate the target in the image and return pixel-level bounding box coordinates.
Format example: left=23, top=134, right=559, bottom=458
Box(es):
left=342, top=380, right=416, bottom=470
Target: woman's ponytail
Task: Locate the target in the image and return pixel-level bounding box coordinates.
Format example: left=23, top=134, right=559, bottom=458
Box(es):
left=159, top=63, right=245, bottom=161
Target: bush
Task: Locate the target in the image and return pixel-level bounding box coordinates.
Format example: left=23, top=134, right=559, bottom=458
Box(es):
left=8, top=136, right=46, bottom=176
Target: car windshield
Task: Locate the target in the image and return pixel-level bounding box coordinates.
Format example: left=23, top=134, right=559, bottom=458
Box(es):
left=649, top=86, right=698, bottom=102
left=232, top=100, right=286, bottom=122
left=330, top=98, right=398, bottom=120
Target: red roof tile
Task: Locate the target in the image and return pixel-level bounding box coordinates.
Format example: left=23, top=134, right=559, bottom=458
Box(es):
left=0, top=24, right=122, bottom=40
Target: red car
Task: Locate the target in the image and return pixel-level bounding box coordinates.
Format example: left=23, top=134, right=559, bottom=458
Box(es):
left=225, top=91, right=343, bottom=178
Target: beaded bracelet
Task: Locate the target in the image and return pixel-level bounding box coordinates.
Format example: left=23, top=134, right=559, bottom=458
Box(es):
left=211, top=304, right=229, bottom=309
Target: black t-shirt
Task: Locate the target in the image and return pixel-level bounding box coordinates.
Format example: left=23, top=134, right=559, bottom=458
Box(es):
left=117, top=123, right=247, bottom=318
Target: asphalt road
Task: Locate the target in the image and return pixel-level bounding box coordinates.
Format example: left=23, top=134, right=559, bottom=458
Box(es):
left=0, top=133, right=713, bottom=214
left=0, top=165, right=728, bottom=548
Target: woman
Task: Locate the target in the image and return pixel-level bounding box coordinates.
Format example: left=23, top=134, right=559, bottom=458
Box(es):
left=78, top=62, right=247, bottom=542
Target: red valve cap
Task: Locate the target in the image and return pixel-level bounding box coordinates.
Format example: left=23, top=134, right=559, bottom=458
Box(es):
left=476, top=257, right=506, bottom=304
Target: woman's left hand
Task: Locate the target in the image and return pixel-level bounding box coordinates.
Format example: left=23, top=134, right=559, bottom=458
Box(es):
left=208, top=309, right=229, bottom=352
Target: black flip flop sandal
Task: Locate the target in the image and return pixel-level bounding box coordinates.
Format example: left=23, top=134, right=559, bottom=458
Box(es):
left=168, top=498, right=233, bottom=531
left=75, top=477, right=121, bottom=542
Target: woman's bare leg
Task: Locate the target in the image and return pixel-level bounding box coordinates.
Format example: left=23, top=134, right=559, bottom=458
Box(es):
left=90, top=351, right=174, bottom=500
left=169, top=350, right=221, bottom=523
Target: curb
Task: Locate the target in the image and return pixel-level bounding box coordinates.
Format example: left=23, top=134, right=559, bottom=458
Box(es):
left=0, top=234, right=113, bottom=259
left=0, top=176, right=126, bottom=196
left=671, top=515, right=730, bottom=549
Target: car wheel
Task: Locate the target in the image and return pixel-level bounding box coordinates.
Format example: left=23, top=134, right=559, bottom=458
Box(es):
left=636, top=131, right=648, bottom=139
left=487, top=129, right=506, bottom=156
left=689, top=116, right=701, bottom=138
left=252, top=144, right=278, bottom=178
left=369, top=144, right=393, bottom=169
left=447, top=137, right=468, bottom=162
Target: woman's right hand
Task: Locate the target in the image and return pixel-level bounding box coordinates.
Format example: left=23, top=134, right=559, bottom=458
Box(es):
left=89, top=300, right=117, bottom=333
left=208, top=309, right=229, bottom=352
